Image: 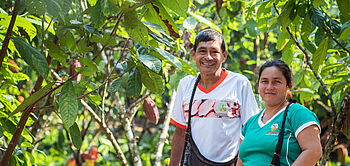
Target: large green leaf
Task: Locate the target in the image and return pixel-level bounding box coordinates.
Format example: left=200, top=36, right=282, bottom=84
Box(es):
left=158, top=0, right=189, bottom=17
left=13, top=37, right=49, bottom=79
left=126, top=68, right=142, bottom=97
left=9, top=82, right=55, bottom=117
left=281, top=41, right=294, bottom=65
left=178, top=58, right=196, bottom=76
left=44, top=0, right=62, bottom=17
left=276, top=29, right=290, bottom=51
left=145, top=0, right=180, bottom=38
left=301, top=16, right=316, bottom=54
left=256, top=1, right=272, bottom=32
left=277, top=1, right=294, bottom=28
left=78, top=58, right=98, bottom=76
left=0, top=94, right=16, bottom=112
left=44, top=40, right=69, bottom=67
left=312, top=37, right=329, bottom=74
left=59, top=80, right=78, bottom=128
left=0, top=13, right=37, bottom=40
left=307, top=7, right=325, bottom=27
left=245, top=19, right=258, bottom=37
left=339, top=21, right=350, bottom=40
left=90, top=0, right=106, bottom=29
left=24, top=0, right=46, bottom=15
left=137, top=64, right=164, bottom=94
left=154, top=48, right=182, bottom=69
left=148, top=30, right=173, bottom=48
left=336, top=0, right=350, bottom=22
left=0, top=117, right=34, bottom=143
left=138, top=54, right=162, bottom=72
left=69, top=122, right=82, bottom=149
left=108, top=78, right=123, bottom=93
left=189, top=12, right=221, bottom=33
left=124, top=10, right=149, bottom=46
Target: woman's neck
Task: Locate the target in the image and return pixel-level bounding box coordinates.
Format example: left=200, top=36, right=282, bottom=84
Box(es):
left=262, top=100, right=288, bottom=123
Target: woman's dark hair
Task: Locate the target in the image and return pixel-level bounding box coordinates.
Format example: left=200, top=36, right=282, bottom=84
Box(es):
left=193, top=29, right=226, bottom=53
left=258, top=59, right=292, bottom=87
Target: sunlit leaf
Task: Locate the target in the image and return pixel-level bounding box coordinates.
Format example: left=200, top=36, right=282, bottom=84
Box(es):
left=124, top=10, right=149, bottom=46
left=137, top=64, right=164, bottom=94
left=189, top=12, right=221, bottom=33
left=158, top=0, right=189, bottom=17
left=312, top=37, right=329, bottom=74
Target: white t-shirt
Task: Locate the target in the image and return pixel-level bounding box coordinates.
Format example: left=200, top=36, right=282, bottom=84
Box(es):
left=170, top=69, right=259, bottom=162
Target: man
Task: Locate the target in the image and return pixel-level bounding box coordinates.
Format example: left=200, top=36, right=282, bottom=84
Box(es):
left=169, top=29, right=258, bottom=165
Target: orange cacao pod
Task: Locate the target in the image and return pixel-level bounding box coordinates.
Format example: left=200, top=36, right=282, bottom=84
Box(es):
left=143, top=96, right=159, bottom=124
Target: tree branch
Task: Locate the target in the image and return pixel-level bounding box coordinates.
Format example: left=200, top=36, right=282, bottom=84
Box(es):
left=154, top=88, right=176, bottom=166
left=321, top=26, right=350, bottom=54
left=81, top=99, right=128, bottom=166
left=0, top=0, right=21, bottom=69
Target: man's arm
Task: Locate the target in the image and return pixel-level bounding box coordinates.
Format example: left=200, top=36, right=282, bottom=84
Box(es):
left=169, top=127, right=186, bottom=166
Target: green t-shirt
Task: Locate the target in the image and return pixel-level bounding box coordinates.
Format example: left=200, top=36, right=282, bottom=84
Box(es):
left=239, top=103, right=320, bottom=166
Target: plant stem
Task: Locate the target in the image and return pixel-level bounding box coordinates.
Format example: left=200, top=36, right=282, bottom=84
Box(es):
left=0, top=0, right=20, bottom=69
left=321, top=26, right=350, bottom=54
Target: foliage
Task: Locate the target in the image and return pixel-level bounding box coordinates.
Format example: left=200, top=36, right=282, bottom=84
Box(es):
left=0, top=0, right=349, bottom=165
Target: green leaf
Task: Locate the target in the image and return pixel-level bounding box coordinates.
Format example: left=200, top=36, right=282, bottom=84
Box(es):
left=12, top=73, right=30, bottom=82
left=281, top=41, right=294, bottom=65
left=0, top=117, right=34, bottom=143
left=315, top=27, right=327, bottom=46
left=13, top=37, right=49, bottom=78
left=158, top=0, right=189, bottom=17
left=178, top=58, right=196, bottom=76
left=245, top=19, right=258, bottom=37
left=276, top=29, right=290, bottom=51
left=126, top=68, right=142, bottom=97
left=138, top=54, right=162, bottom=72
left=59, top=31, right=76, bottom=52
left=9, top=82, right=55, bottom=116
left=137, top=64, right=164, bottom=94
left=124, top=10, right=149, bottom=46
left=313, top=0, right=324, bottom=7
left=339, top=21, right=350, bottom=40
left=336, top=0, right=350, bottom=22
left=183, top=17, right=197, bottom=30
left=90, top=35, right=117, bottom=46
left=0, top=94, right=16, bottom=112
left=312, top=37, right=329, bottom=74
left=59, top=80, right=78, bottom=128
left=256, top=1, right=272, bottom=32
left=88, top=94, right=101, bottom=105
left=69, top=122, right=82, bottom=149
left=44, top=0, right=61, bottom=17
left=109, top=78, right=123, bottom=93
left=78, top=58, right=98, bottom=76
left=189, top=12, right=221, bottom=33
left=154, top=48, right=182, bottom=69
left=44, top=40, right=68, bottom=67
left=88, top=0, right=98, bottom=6
left=0, top=14, right=37, bottom=40
left=91, top=0, right=106, bottom=29
left=148, top=30, right=173, bottom=47
left=293, top=69, right=304, bottom=87
left=301, top=16, right=316, bottom=54
left=25, top=0, right=46, bottom=15
left=77, top=37, right=94, bottom=54
left=308, top=7, right=325, bottom=27
left=145, top=1, right=180, bottom=38
left=277, top=1, right=294, bottom=28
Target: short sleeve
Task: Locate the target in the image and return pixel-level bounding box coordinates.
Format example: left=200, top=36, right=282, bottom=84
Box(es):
left=289, top=104, right=321, bottom=138
left=170, top=78, right=187, bottom=129
left=239, top=76, right=259, bottom=125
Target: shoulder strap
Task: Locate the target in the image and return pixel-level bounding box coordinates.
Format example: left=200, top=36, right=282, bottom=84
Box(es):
left=180, top=74, right=201, bottom=165
left=270, top=99, right=296, bottom=166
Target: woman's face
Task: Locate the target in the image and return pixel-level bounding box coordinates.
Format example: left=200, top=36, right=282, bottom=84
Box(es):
left=258, top=66, right=291, bottom=107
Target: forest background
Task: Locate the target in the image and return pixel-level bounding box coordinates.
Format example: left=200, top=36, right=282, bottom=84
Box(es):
left=0, top=0, right=349, bottom=165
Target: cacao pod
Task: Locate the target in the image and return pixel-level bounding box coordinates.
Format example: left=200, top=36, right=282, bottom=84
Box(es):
left=143, top=96, right=159, bottom=124
left=70, top=59, right=82, bottom=82
left=8, top=59, right=19, bottom=73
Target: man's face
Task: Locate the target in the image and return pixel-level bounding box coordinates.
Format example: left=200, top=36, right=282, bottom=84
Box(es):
left=192, top=40, right=227, bottom=76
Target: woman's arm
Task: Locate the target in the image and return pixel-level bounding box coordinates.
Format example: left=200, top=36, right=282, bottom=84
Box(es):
left=169, top=127, right=186, bottom=166
left=236, top=139, right=244, bottom=166
left=292, top=125, right=322, bottom=166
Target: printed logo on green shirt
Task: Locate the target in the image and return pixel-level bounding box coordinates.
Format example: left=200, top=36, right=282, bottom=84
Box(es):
left=266, top=124, right=279, bottom=135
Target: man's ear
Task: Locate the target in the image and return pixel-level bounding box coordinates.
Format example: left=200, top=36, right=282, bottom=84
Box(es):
left=223, top=50, right=228, bottom=62
left=191, top=49, right=195, bottom=59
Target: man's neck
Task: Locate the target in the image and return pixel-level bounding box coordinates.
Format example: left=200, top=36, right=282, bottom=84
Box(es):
left=200, top=68, right=223, bottom=90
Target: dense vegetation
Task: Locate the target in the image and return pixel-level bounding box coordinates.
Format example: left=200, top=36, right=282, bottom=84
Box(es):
left=0, top=0, right=349, bottom=165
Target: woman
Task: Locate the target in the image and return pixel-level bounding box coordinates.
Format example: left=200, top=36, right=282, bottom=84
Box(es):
left=237, top=59, right=322, bottom=166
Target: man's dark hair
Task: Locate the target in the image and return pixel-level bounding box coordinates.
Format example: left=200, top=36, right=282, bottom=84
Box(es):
left=258, top=59, right=292, bottom=87
left=193, top=29, right=226, bottom=53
